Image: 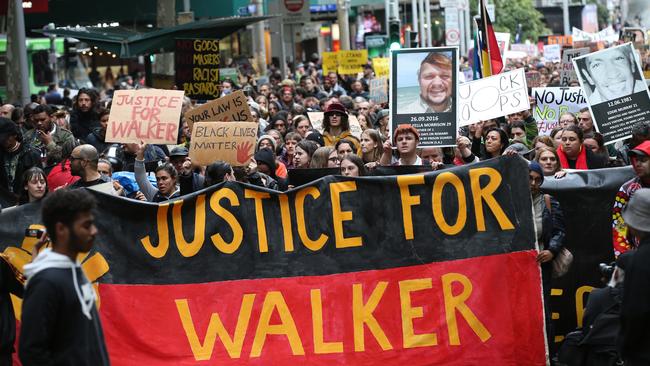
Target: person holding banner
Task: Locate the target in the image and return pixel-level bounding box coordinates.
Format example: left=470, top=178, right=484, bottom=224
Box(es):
left=380, top=125, right=426, bottom=166
left=556, top=125, right=606, bottom=170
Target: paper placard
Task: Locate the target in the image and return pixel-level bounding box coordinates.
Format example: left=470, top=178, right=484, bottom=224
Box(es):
left=337, top=50, right=368, bottom=75
left=372, top=57, right=389, bottom=78
left=543, top=44, right=561, bottom=62
left=572, top=42, right=650, bottom=144
left=106, top=89, right=184, bottom=144
left=532, top=87, right=588, bottom=135
left=175, top=39, right=220, bottom=100
left=369, top=78, right=388, bottom=104
left=184, top=90, right=254, bottom=132
left=322, top=52, right=338, bottom=75
left=559, top=48, right=590, bottom=86
left=458, top=68, right=530, bottom=126
left=188, top=122, right=258, bottom=166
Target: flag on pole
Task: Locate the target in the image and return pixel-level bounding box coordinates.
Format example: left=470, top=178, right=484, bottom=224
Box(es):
left=477, top=0, right=503, bottom=76
left=473, top=27, right=483, bottom=80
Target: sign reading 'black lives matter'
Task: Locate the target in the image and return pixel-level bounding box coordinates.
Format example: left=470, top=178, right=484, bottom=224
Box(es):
left=175, top=39, right=221, bottom=100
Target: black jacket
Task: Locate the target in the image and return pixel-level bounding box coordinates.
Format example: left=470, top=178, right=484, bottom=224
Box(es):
left=0, top=144, right=41, bottom=195
left=620, top=236, right=650, bottom=365
left=0, top=258, right=22, bottom=359
left=84, top=128, right=111, bottom=156
left=70, top=110, right=100, bottom=141
left=19, top=262, right=109, bottom=366
left=541, top=195, right=566, bottom=255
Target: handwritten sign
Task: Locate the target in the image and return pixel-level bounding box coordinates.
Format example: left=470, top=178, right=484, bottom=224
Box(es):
left=547, top=35, right=573, bottom=47
left=184, top=90, right=253, bottom=132
left=106, top=89, right=184, bottom=144
left=532, top=87, right=587, bottom=134
left=559, top=48, right=590, bottom=86
left=372, top=57, right=389, bottom=78
left=322, top=52, right=338, bottom=75
left=510, top=44, right=537, bottom=57
left=458, top=68, right=529, bottom=126
left=188, top=122, right=258, bottom=166
left=337, top=50, right=368, bottom=75
left=175, top=39, right=220, bottom=100
left=543, top=44, right=562, bottom=62
left=369, top=78, right=388, bottom=104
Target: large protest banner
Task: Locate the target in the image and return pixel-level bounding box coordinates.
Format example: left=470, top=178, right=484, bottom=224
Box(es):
left=458, top=68, right=529, bottom=126
left=0, top=157, right=546, bottom=365
left=106, top=89, right=185, bottom=145
left=559, top=48, right=590, bottom=86
left=175, top=39, right=220, bottom=100
left=188, top=122, right=257, bottom=166
left=391, top=47, right=458, bottom=147
left=573, top=42, right=650, bottom=144
left=184, top=90, right=254, bottom=132
left=532, top=87, right=588, bottom=134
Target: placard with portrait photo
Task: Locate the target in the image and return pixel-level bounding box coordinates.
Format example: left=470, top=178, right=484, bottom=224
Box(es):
left=573, top=43, right=650, bottom=144
left=390, top=47, right=458, bottom=147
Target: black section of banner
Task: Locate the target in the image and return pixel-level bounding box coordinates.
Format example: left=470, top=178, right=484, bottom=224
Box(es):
left=0, top=156, right=535, bottom=285
left=542, top=166, right=635, bottom=341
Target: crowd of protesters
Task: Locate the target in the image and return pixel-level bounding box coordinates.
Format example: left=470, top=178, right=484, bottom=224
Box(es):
left=0, top=47, right=649, bottom=365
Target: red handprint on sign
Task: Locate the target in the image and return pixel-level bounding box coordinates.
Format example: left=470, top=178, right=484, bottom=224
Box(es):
left=236, top=141, right=254, bottom=164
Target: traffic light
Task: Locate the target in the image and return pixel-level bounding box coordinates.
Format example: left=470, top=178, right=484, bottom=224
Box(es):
left=389, top=20, right=401, bottom=50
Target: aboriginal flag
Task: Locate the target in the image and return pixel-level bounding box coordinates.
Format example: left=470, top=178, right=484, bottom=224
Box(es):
left=477, top=0, right=503, bottom=76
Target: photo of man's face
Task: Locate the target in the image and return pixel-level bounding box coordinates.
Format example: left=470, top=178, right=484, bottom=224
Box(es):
left=418, top=61, right=452, bottom=109
left=584, top=48, right=636, bottom=100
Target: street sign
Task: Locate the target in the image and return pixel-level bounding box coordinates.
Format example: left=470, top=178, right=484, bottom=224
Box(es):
left=282, top=0, right=310, bottom=24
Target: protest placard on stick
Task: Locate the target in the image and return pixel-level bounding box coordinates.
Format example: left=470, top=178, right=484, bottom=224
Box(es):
left=573, top=42, right=650, bottom=144
left=532, top=87, right=588, bottom=134
left=559, top=48, right=590, bottom=86
left=106, top=89, right=184, bottom=145
left=369, top=78, right=388, bottom=104
left=188, top=121, right=258, bottom=166
left=184, top=90, right=253, bottom=132
left=458, top=68, right=529, bottom=126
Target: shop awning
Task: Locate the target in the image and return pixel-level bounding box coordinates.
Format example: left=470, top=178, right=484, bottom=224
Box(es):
left=32, top=15, right=275, bottom=58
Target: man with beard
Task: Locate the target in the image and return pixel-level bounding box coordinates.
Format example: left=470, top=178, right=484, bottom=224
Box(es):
left=24, top=105, right=77, bottom=168
left=19, top=189, right=109, bottom=365
left=68, top=144, right=111, bottom=189
left=0, top=118, right=40, bottom=196
left=405, top=52, right=453, bottom=113
left=69, top=88, right=100, bottom=141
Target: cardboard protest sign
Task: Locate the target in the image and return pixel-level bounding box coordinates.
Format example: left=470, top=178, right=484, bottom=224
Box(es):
left=573, top=42, right=650, bottom=144
left=559, top=48, right=590, bottom=86
left=369, top=78, right=388, bottom=104
left=372, top=57, right=389, bottom=78
left=458, top=68, right=530, bottom=126
left=0, top=156, right=546, bottom=366
left=337, top=49, right=368, bottom=75
left=322, top=51, right=338, bottom=75
left=184, top=90, right=254, bottom=132
left=175, top=39, right=220, bottom=100
left=526, top=71, right=542, bottom=88
left=543, top=44, right=561, bottom=62
left=532, top=87, right=588, bottom=134
left=106, top=89, right=184, bottom=145
left=188, top=121, right=257, bottom=166
left=391, top=47, right=459, bottom=147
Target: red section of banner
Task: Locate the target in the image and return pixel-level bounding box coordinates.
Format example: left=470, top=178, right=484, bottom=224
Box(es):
left=99, top=251, right=546, bottom=365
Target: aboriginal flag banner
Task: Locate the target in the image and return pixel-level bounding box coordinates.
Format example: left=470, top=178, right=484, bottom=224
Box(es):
left=0, top=156, right=546, bottom=365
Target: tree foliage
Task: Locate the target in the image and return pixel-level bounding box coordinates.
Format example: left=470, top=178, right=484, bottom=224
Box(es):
left=469, top=0, right=550, bottom=42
